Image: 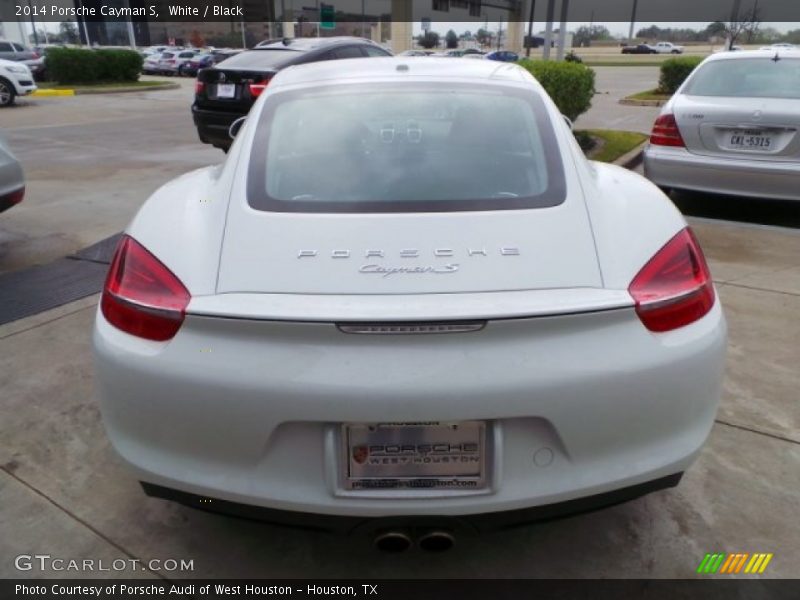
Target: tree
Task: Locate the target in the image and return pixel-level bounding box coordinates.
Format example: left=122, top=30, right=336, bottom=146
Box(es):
left=445, top=29, right=458, bottom=49
left=476, top=28, right=492, bottom=47
left=189, top=30, right=206, bottom=48
left=725, top=4, right=761, bottom=49
left=705, top=21, right=727, bottom=39
left=573, top=25, right=611, bottom=47
left=417, top=31, right=440, bottom=49
left=59, top=22, right=80, bottom=45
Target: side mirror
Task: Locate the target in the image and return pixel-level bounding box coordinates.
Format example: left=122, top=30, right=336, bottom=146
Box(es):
left=562, top=115, right=574, bottom=131
left=228, top=116, right=247, bottom=140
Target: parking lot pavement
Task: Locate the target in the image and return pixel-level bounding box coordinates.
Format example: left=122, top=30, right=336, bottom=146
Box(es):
left=1, top=68, right=798, bottom=578
left=0, top=78, right=218, bottom=276
left=574, top=66, right=661, bottom=134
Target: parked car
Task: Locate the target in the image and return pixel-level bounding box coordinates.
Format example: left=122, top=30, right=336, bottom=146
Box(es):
left=653, top=42, right=684, bottom=54
left=96, top=58, right=726, bottom=543
left=0, top=40, right=38, bottom=62
left=0, top=136, right=24, bottom=213
left=644, top=49, right=800, bottom=201
left=183, top=49, right=240, bottom=77
left=621, top=44, right=657, bottom=54
left=192, top=37, right=392, bottom=151
left=0, top=58, right=37, bottom=106
left=485, top=50, right=519, bottom=62
left=142, top=52, right=165, bottom=74
left=760, top=43, right=796, bottom=51
left=158, top=49, right=200, bottom=76
left=23, top=56, right=46, bottom=81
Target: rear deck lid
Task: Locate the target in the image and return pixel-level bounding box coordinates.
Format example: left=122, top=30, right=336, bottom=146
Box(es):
left=216, top=79, right=603, bottom=295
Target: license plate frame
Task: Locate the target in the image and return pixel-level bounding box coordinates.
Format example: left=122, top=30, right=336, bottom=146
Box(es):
left=341, top=421, right=488, bottom=492
left=216, top=83, right=236, bottom=99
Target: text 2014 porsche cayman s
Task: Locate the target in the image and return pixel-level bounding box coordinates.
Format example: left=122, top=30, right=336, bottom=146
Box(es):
left=93, top=59, right=726, bottom=529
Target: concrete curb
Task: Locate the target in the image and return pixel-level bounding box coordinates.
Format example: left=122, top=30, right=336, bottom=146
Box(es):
left=612, top=141, right=647, bottom=169
left=619, top=97, right=668, bottom=107
left=32, top=82, right=179, bottom=97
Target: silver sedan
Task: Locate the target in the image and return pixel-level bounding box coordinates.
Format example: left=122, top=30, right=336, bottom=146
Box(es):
left=0, top=136, right=24, bottom=213
left=644, top=49, right=800, bottom=201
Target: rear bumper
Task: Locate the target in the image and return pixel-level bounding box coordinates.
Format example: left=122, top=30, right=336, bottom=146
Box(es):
left=94, top=299, right=727, bottom=519
left=191, top=105, right=242, bottom=148
left=644, top=144, right=800, bottom=201
left=142, top=473, right=684, bottom=532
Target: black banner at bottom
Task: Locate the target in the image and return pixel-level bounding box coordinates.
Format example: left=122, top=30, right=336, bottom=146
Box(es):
left=3, top=579, right=800, bottom=600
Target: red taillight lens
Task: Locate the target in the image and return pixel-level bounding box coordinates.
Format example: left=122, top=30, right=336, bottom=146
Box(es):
left=0, top=187, right=24, bottom=207
left=248, top=79, right=270, bottom=98
left=195, top=80, right=205, bottom=94
left=650, top=114, right=685, bottom=147
left=629, top=228, right=715, bottom=332
left=101, top=236, right=190, bottom=341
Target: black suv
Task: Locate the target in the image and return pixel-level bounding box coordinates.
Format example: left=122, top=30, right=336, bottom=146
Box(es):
left=192, top=37, right=392, bottom=151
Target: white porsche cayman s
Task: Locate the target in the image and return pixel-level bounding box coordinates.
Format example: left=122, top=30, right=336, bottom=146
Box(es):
left=93, top=58, right=727, bottom=541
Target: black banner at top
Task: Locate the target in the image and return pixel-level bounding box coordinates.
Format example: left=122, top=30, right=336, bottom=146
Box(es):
left=3, top=0, right=800, bottom=23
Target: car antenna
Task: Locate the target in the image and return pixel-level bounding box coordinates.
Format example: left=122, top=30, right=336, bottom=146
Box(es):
left=772, top=52, right=781, bottom=62
left=282, top=38, right=292, bottom=46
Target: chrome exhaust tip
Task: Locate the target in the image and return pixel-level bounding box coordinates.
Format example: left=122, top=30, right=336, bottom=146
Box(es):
left=417, top=530, right=456, bottom=552
left=373, top=530, right=413, bottom=553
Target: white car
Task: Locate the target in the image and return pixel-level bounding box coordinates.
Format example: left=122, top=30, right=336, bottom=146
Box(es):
left=644, top=49, right=800, bottom=200
left=653, top=42, right=684, bottom=54
left=0, top=58, right=36, bottom=106
left=94, top=58, right=726, bottom=550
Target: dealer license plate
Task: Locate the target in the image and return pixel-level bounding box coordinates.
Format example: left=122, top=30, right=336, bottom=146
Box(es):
left=216, top=83, right=236, bottom=99
left=726, top=129, right=773, bottom=151
left=342, top=421, right=486, bottom=491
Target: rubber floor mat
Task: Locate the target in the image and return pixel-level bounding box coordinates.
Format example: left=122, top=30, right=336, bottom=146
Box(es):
left=0, top=233, right=120, bottom=326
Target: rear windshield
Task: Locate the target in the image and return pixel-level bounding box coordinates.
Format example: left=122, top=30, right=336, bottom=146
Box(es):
left=247, top=83, right=566, bottom=213
left=684, top=57, right=800, bottom=99
left=217, top=49, right=302, bottom=70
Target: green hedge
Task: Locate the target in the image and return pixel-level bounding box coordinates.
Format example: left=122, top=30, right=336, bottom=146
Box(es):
left=45, top=48, right=143, bottom=84
left=658, top=56, right=704, bottom=94
left=517, top=59, right=596, bottom=122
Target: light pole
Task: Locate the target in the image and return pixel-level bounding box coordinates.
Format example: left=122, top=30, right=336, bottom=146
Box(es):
left=542, top=0, right=555, bottom=60
left=525, top=0, right=536, bottom=57
left=628, top=0, right=639, bottom=44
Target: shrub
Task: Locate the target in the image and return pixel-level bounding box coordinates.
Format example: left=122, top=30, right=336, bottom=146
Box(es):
left=658, top=56, right=703, bottom=94
left=45, top=47, right=143, bottom=84
left=517, top=59, right=596, bottom=122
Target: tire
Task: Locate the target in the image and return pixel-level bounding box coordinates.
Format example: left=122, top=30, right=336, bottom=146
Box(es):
left=177, top=65, right=186, bottom=77
left=0, top=78, right=16, bottom=107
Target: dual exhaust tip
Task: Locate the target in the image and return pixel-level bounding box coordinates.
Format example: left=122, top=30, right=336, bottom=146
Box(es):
left=374, top=529, right=455, bottom=553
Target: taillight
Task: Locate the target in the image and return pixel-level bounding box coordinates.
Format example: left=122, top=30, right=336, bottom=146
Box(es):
left=195, top=80, right=205, bottom=94
left=101, top=236, right=190, bottom=341
left=249, top=78, right=270, bottom=98
left=0, top=187, right=24, bottom=207
left=650, top=114, right=685, bottom=147
left=628, top=228, right=715, bottom=333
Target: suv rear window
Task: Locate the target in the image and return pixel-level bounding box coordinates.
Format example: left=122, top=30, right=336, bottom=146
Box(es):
left=684, top=57, right=800, bottom=99
left=247, top=83, right=566, bottom=213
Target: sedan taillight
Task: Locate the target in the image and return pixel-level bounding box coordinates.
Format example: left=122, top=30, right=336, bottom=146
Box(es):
left=628, top=228, right=715, bottom=332
left=195, top=80, right=205, bottom=94
left=650, top=114, right=685, bottom=147
left=101, top=236, right=191, bottom=341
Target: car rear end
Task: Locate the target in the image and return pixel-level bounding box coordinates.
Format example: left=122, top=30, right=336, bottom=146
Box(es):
left=644, top=51, right=800, bottom=200
left=99, top=64, right=726, bottom=525
left=192, top=48, right=299, bottom=149
left=0, top=137, right=24, bottom=212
